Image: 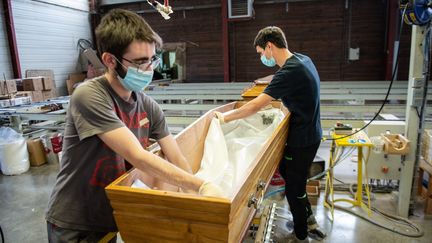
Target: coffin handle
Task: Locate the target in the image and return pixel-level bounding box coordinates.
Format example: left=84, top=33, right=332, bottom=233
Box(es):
left=248, top=190, right=264, bottom=209
left=256, top=179, right=266, bottom=191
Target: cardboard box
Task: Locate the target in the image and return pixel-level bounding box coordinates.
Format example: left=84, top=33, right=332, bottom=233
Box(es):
left=306, top=180, right=320, bottom=205
left=30, top=91, right=43, bottom=102
left=0, top=80, right=18, bottom=94
left=8, top=79, right=19, bottom=93
left=42, top=76, right=54, bottom=90
left=41, top=89, right=57, bottom=101
left=42, top=90, right=52, bottom=101
left=66, top=73, right=86, bottom=95
left=16, top=79, right=23, bottom=91
left=51, top=89, right=57, bottom=98
left=27, top=138, right=47, bottom=166
left=26, top=69, right=54, bottom=80
left=423, top=130, right=432, bottom=164
left=0, top=96, right=31, bottom=108
left=13, top=96, right=32, bottom=106
left=16, top=91, right=32, bottom=97
left=0, top=99, right=11, bottom=107
left=23, top=77, right=44, bottom=91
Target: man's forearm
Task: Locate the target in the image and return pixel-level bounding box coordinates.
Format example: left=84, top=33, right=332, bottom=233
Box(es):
left=224, top=103, right=260, bottom=123
left=135, top=151, right=202, bottom=191
left=170, top=155, right=193, bottom=174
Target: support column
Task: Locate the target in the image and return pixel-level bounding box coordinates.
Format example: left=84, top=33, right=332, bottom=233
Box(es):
left=3, top=0, right=21, bottom=78
left=400, top=25, right=425, bottom=217
left=221, top=0, right=230, bottom=82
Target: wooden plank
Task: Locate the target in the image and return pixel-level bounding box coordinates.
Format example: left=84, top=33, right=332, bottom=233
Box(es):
left=159, top=104, right=220, bottom=111
left=110, top=202, right=229, bottom=225
left=420, top=159, right=432, bottom=178
left=106, top=189, right=230, bottom=215
left=115, top=214, right=228, bottom=242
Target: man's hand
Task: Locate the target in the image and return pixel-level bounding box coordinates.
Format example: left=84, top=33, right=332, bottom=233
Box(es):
left=199, top=181, right=226, bottom=198
left=261, top=104, right=274, bottom=110
left=214, top=111, right=225, bottom=124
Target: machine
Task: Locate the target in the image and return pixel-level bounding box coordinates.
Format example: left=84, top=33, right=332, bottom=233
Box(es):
left=365, top=120, right=406, bottom=180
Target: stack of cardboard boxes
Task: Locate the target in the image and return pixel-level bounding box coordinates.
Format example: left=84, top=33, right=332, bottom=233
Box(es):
left=22, top=76, right=56, bottom=102
left=0, top=79, right=17, bottom=95
left=0, top=79, right=32, bottom=108
left=422, top=129, right=432, bottom=165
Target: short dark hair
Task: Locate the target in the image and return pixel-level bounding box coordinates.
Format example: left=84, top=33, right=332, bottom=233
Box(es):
left=95, top=9, right=162, bottom=59
left=253, top=26, right=288, bottom=49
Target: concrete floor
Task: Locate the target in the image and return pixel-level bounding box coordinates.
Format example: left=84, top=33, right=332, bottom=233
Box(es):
left=1, top=146, right=432, bottom=243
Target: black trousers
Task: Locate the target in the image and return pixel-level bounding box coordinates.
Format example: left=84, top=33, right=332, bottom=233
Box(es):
left=279, top=141, right=320, bottom=240
left=47, top=222, right=117, bottom=243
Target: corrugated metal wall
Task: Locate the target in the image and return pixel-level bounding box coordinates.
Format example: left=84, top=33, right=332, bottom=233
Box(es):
left=11, top=0, right=92, bottom=95
left=0, top=0, right=14, bottom=80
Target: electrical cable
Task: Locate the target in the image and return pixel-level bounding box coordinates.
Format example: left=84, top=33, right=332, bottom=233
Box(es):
left=308, top=146, right=355, bottom=181
left=0, top=225, right=4, bottom=243
left=340, top=183, right=424, bottom=237
left=323, top=5, right=408, bottom=142
left=264, top=146, right=351, bottom=198
left=323, top=140, right=423, bottom=237
left=334, top=177, right=346, bottom=185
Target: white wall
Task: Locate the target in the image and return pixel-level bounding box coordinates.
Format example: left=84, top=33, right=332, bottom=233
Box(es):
left=0, top=0, right=14, bottom=80
left=12, top=0, right=92, bottom=95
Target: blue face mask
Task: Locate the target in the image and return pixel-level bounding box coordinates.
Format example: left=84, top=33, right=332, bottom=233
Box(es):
left=261, top=54, right=276, bottom=67
left=117, top=66, right=154, bottom=92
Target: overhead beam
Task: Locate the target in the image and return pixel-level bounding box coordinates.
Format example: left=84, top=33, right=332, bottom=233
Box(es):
left=99, top=0, right=144, bottom=6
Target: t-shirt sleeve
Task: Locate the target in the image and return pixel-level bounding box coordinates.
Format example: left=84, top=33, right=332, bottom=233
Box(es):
left=263, top=66, right=301, bottom=100
left=148, top=98, right=170, bottom=140
left=70, top=83, right=124, bottom=140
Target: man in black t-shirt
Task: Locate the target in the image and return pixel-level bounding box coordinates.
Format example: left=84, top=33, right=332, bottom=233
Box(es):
left=216, top=26, right=325, bottom=242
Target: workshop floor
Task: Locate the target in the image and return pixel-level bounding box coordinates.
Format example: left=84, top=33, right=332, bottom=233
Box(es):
left=1, top=145, right=432, bottom=243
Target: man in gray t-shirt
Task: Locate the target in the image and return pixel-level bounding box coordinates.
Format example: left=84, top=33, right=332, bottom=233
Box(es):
left=46, top=9, right=223, bottom=242
left=46, top=76, right=170, bottom=232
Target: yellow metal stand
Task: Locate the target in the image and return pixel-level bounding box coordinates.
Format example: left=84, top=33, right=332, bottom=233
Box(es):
left=324, top=130, right=373, bottom=220
left=98, top=232, right=117, bottom=243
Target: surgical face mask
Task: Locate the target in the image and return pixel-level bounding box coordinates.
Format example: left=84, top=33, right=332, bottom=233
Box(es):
left=113, top=57, right=154, bottom=92
left=261, top=53, right=276, bottom=67
left=118, top=67, right=154, bottom=92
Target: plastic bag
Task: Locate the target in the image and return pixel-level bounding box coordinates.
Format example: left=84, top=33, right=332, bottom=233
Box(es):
left=0, top=127, right=30, bottom=175
left=195, top=108, right=284, bottom=196
left=41, top=133, right=63, bottom=164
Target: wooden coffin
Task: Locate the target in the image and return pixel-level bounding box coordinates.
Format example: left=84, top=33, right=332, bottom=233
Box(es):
left=105, top=101, right=290, bottom=243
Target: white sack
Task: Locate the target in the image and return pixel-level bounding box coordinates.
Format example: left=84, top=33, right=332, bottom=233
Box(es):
left=0, top=127, right=30, bottom=175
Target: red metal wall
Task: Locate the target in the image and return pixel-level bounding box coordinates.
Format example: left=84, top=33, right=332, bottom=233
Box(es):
left=100, top=0, right=411, bottom=82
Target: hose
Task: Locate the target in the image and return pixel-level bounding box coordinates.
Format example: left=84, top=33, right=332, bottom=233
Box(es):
left=264, top=186, right=285, bottom=199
